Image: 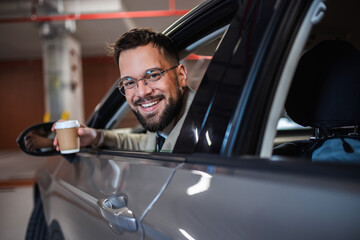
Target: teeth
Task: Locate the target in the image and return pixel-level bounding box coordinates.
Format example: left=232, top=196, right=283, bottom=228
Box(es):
left=141, top=100, right=159, bottom=108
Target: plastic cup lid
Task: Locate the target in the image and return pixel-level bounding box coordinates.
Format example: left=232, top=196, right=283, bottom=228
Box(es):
left=54, top=120, right=80, bottom=129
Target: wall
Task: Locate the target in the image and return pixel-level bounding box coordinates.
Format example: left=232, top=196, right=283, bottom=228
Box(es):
left=0, top=56, right=120, bottom=150
left=0, top=60, right=45, bottom=149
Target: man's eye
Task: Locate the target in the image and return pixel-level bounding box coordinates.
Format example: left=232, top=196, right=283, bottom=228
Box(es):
left=146, top=72, right=161, bottom=80
left=124, top=80, right=136, bottom=88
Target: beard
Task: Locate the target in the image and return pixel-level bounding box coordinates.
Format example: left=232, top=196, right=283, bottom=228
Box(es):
left=131, top=89, right=183, bottom=132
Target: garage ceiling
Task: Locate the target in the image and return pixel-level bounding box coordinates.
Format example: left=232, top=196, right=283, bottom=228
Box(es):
left=0, top=0, right=205, bottom=60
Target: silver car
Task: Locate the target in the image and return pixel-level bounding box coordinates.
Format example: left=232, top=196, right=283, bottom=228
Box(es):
left=18, top=0, right=360, bottom=239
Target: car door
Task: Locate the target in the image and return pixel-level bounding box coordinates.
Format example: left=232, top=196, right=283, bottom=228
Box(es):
left=141, top=0, right=360, bottom=239
left=39, top=152, right=184, bottom=240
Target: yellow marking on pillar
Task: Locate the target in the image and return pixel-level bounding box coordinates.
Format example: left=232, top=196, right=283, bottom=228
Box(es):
left=54, top=78, right=60, bottom=88
left=61, top=111, right=70, bottom=120
left=43, top=112, right=50, bottom=122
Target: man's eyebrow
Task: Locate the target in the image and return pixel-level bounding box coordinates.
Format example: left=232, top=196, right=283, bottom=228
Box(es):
left=120, top=75, right=134, bottom=80
left=145, top=67, right=162, bottom=73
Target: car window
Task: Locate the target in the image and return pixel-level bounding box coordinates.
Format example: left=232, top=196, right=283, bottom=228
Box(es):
left=270, top=0, right=360, bottom=164
left=177, top=0, right=359, bottom=161
left=97, top=25, right=230, bottom=152
left=175, top=0, right=286, bottom=154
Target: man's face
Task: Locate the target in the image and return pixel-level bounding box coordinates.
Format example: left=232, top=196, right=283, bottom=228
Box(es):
left=118, top=44, right=187, bottom=132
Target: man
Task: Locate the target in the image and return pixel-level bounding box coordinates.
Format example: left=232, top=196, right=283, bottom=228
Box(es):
left=53, top=28, right=195, bottom=152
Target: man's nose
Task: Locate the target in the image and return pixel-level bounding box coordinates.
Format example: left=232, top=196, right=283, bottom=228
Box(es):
left=136, top=79, right=152, bottom=96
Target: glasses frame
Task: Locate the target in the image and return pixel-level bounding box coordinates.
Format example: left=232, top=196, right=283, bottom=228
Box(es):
left=117, top=65, right=178, bottom=96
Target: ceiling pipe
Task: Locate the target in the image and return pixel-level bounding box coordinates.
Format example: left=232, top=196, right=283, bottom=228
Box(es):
left=0, top=0, right=190, bottom=24
left=0, top=10, right=190, bottom=24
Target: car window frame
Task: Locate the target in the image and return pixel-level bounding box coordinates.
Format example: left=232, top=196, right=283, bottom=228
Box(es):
left=226, top=0, right=314, bottom=157
left=174, top=0, right=308, bottom=156
left=181, top=0, right=314, bottom=158
left=260, top=0, right=326, bottom=157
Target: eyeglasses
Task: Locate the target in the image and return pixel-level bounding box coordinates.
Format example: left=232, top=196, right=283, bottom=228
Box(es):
left=117, top=65, right=178, bottom=96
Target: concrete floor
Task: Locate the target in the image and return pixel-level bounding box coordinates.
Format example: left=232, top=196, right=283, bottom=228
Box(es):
left=0, top=151, right=47, bottom=240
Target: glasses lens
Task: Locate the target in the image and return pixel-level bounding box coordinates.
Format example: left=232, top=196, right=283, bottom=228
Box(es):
left=122, top=79, right=137, bottom=89
left=144, top=70, right=162, bottom=82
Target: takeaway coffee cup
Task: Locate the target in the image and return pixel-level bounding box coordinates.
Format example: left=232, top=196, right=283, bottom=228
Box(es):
left=54, top=120, right=80, bottom=154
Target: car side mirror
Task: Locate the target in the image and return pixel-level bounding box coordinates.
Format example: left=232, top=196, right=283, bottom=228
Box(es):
left=16, top=122, right=59, bottom=156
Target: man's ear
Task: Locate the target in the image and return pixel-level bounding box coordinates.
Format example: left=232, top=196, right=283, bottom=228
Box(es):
left=177, top=64, right=187, bottom=88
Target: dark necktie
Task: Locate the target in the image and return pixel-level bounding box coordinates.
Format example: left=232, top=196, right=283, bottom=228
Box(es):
left=156, top=132, right=166, bottom=152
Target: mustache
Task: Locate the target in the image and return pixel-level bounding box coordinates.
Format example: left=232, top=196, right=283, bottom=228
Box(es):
left=133, top=94, right=165, bottom=105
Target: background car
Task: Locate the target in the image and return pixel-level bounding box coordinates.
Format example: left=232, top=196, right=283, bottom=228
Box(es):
left=18, top=0, right=360, bottom=239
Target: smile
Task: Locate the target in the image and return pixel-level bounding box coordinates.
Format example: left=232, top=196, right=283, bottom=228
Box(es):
left=141, top=100, right=160, bottom=108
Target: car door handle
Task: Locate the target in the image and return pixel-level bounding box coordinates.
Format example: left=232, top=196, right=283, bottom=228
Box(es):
left=97, top=195, right=137, bottom=232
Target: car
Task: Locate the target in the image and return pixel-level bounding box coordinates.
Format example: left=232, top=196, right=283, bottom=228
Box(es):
left=17, top=0, right=360, bottom=239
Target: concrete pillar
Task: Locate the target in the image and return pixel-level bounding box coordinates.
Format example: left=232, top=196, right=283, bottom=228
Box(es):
left=41, top=22, right=84, bottom=123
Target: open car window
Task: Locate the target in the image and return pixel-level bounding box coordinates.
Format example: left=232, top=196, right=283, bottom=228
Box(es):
left=108, top=25, right=229, bottom=134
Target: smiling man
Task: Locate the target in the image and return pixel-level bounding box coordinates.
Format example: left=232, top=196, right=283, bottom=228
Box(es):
left=53, top=28, right=195, bottom=152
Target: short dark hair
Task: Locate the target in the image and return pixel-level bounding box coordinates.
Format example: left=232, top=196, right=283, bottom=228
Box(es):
left=111, top=28, right=179, bottom=66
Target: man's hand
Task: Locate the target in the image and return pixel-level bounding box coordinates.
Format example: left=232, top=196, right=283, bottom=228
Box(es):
left=52, top=120, right=102, bottom=151
left=25, top=132, right=53, bottom=151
